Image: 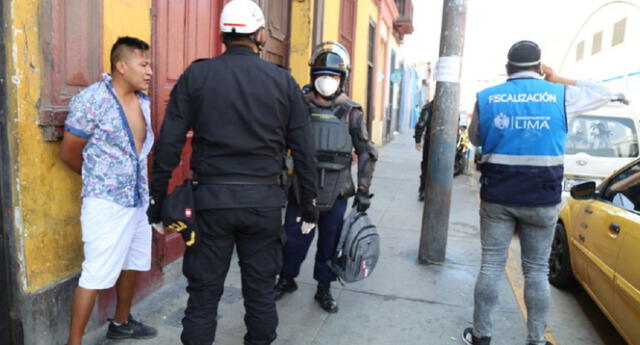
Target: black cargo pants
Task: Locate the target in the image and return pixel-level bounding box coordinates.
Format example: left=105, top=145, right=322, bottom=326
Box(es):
left=419, top=140, right=429, bottom=192
left=180, top=207, right=284, bottom=345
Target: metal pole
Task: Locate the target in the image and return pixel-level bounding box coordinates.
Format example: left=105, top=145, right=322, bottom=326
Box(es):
left=418, top=0, right=467, bottom=264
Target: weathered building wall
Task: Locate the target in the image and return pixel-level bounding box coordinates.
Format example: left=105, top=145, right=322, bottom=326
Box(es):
left=289, top=0, right=315, bottom=85
left=6, top=0, right=81, bottom=295
left=322, top=0, right=341, bottom=42
left=3, top=0, right=152, bottom=343
left=103, top=0, right=152, bottom=72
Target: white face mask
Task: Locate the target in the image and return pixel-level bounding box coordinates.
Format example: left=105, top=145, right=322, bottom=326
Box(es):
left=314, top=76, right=340, bottom=97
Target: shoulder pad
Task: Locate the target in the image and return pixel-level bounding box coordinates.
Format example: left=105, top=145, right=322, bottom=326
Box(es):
left=191, top=58, right=210, bottom=64
left=271, top=62, right=289, bottom=71
left=343, top=98, right=362, bottom=110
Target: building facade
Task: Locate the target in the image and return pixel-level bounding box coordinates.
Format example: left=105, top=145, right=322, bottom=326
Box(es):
left=560, top=1, right=640, bottom=102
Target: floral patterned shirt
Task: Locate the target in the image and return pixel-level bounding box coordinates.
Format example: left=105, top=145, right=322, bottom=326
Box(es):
left=64, top=74, right=154, bottom=207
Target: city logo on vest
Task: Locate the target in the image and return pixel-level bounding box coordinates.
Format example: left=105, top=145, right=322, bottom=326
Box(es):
left=494, top=112, right=510, bottom=130
left=493, top=112, right=552, bottom=131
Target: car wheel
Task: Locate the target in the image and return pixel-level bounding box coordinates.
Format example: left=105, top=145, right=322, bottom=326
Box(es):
left=549, top=222, right=576, bottom=288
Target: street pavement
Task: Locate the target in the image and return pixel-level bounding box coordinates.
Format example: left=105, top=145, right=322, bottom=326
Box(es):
left=85, top=133, right=621, bottom=345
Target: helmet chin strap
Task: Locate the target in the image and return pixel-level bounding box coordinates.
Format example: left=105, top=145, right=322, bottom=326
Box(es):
left=251, top=29, right=265, bottom=52
left=252, top=36, right=263, bottom=52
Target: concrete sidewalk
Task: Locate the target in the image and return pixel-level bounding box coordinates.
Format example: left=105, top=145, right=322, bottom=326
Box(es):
left=87, top=134, right=526, bottom=345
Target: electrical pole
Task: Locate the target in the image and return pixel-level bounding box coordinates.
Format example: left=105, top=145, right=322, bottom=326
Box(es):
left=419, top=0, right=467, bottom=264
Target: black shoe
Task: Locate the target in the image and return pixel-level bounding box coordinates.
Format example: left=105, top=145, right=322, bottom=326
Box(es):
left=274, top=277, right=298, bottom=300
left=418, top=191, right=425, bottom=201
left=527, top=342, right=553, bottom=345
left=106, top=314, right=157, bottom=340
left=314, top=284, right=338, bottom=313
left=462, top=327, right=490, bottom=345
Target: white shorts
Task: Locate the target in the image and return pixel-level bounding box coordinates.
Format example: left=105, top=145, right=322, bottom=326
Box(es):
left=78, top=197, right=151, bottom=289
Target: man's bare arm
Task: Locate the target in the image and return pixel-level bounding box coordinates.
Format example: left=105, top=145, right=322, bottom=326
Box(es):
left=542, top=64, right=577, bottom=86
left=59, top=131, right=87, bottom=175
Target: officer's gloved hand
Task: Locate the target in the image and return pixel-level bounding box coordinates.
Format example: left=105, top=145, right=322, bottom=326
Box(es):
left=296, top=200, right=318, bottom=235
left=147, top=196, right=163, bottom=225
left=300, top=199, right=319, bottom=223
left=354, top=188, right=373, bottom=213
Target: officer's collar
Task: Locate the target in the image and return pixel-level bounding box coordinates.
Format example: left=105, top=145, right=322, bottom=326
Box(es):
left=507, top=71, right=543, bottom=81
left=224, top=45, right=258, bottom=56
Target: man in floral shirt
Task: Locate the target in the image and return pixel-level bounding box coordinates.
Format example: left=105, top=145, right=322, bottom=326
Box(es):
left=59, top=37, right=157, bottom=345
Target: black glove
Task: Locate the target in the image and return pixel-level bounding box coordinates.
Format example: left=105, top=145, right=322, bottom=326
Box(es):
left=147, top=196, right=163, bottom=224
left=354, top=188, right=373, bottom=213
left=300, top=199, right=319, bottom=224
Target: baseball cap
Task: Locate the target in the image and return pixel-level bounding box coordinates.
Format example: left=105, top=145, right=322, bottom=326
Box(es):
left=507, top=40, right=541, bottom=67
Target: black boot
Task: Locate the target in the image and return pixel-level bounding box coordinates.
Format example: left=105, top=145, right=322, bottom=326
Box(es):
left=274, top=277, right=297, bottom=300
left=314, top=284, right=338, bottom=313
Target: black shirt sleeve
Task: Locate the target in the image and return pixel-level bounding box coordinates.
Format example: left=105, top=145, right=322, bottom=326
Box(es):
left=149, top=71, right=193, bottom=201
left=414, top=103, right=430, bottom=143
left=285, top=77, right=318, bottom=204
left=350, top=108, right=377, bottom=192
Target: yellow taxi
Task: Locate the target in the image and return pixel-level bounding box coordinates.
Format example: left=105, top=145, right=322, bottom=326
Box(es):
left=550, top=158, right=640, bottom=345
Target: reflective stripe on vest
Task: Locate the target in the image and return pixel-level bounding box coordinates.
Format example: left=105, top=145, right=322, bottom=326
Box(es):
left=477, top=78, right=567, bottom=206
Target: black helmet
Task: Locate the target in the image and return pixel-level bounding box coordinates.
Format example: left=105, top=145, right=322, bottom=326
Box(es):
left=309, top=41, right=351, bottom=85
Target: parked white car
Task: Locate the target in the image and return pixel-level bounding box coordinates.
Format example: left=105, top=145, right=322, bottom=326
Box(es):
left=563, top=101, right=640, bottom=193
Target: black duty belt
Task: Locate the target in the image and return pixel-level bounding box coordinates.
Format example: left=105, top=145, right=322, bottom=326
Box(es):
left=196, top=175, right=280, bottom=185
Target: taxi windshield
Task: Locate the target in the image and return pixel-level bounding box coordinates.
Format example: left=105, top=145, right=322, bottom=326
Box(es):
left=565, top=114, right=639, bottom=158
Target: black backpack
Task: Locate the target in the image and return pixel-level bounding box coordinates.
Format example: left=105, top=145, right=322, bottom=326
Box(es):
left=330, top=208, right=380, bottom=283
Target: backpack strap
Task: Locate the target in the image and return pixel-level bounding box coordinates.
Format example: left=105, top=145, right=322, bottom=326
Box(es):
left=335, top=208, right=362, bottom=258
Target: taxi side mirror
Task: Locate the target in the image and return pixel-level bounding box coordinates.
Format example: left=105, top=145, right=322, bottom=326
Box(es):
left=570, top=181, right=596, bottom=200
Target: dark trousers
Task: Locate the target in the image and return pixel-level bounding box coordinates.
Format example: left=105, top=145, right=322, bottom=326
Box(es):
left=419, top=142, right=429, bottom=192
left=280, top=195, right=348, bottom=284
left=180, top=207, right=283, bottom=345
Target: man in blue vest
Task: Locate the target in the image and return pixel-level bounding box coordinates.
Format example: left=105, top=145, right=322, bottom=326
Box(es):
left=462, top=40, right=611, bottom=345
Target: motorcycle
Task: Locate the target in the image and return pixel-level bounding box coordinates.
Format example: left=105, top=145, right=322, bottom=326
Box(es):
left=454, top=125, right=471, bottom=177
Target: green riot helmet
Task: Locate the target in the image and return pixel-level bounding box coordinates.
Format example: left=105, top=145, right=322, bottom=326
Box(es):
left=309, top=41, right=351, bottom=89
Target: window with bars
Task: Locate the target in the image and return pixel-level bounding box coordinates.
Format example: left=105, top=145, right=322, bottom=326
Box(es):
left=39, top=0, right=103, bottom=141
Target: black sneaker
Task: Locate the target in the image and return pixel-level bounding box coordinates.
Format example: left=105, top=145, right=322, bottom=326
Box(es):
left=314, top=284, right=338, bottom=313
left=274, top=277, right=298, bottom=300
left=527, top=342, right=553, bottom=345
left=462, top=327, right=490, bottom=345
left=106, top=314, right=157, bottom=340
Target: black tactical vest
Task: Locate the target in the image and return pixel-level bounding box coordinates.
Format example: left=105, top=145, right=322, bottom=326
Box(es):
left=302, top=96, right=358, bottom=211
left=308, top=101, right=354, bottom=171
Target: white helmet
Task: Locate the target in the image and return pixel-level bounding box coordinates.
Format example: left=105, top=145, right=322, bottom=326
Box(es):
left=220, top=0, right=265, bottom=34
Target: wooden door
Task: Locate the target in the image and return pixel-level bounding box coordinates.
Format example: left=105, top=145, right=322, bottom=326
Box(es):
left=256, top=0, right=290, bottom=66
left=339, top=0, right=357, bottom=93
left=152, top=0, right=223, bottom=266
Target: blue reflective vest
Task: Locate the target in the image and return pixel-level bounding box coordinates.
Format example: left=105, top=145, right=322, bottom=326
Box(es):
left=477, top=78, right=567, bottom=206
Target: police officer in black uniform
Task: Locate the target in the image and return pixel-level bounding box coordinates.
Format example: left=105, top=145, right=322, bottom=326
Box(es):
left=146, top=1, right=318, bottom=344
left=274, top=42, right=377, bottom=313
left=414, top=101, right=433, bottom=201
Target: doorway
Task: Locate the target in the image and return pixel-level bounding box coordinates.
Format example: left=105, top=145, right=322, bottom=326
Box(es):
left=365, top=20, right=376, bottom=136
left=256, top=0, right=291, bottom=66
left=151, top=0, right=224, bottom=267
